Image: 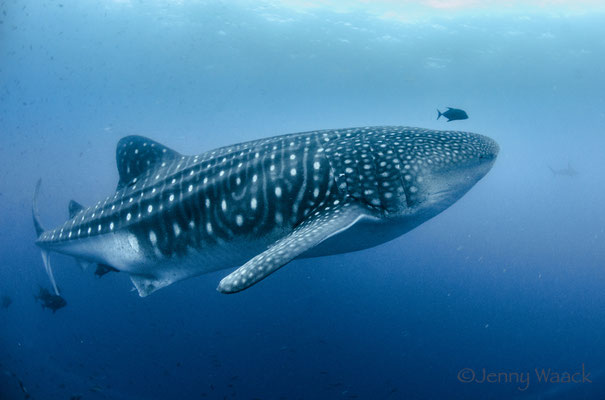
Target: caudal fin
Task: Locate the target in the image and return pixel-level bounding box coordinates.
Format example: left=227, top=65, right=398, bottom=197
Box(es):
left=32, top=180, right=60, bottom=296
left=32, top=179, right=45, bottom=238
left=436, top=109, right=442, bottom=120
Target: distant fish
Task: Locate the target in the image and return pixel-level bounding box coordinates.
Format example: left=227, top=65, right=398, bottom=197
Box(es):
left=17, top=377, right=30, bottom=399
left=548, top=162, right=578, bottom=177
left=1, top=295, right=11, bottom=309
left=34, top=286, right=66, bottom=313
left=89, top=385, right=104, bottom=393
left=4, top=368, right=31, bottom=399
left=437, top=107, right=468, bottom=122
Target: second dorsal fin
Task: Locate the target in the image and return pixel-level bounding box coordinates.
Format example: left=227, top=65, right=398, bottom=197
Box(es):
left=116, top=136, right=182, bottom=190
left=68, top=200, right=84, bottom=218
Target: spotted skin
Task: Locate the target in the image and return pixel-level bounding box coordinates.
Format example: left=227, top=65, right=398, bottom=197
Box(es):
left=34, top=126, right=499, bottom=295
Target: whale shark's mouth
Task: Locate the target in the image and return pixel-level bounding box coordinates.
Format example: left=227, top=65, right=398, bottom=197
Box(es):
left=427, top=186, right=459, bottom=208
left=423, top=155, right=498, bottom=214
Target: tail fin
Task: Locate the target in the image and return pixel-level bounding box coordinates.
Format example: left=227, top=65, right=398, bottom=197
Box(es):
left=32, top=180, right=60, bottom=296
left=548, top=166, right=556, bottom=175
left=437, top=109, right=442, bottom=120
left=32, top=179, right=45, bottom=238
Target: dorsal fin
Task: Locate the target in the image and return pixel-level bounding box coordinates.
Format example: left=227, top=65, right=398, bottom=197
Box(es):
left=68, top=200, right=84, bottom=218
left=116, top=136, right=182, bottom=190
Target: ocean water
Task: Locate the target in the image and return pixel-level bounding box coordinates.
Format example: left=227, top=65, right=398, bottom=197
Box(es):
left=1, top=1, right=605, bottom=399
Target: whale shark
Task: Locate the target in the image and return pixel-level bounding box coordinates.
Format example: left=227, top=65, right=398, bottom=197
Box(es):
left=33, top=126, right=498, bottom=296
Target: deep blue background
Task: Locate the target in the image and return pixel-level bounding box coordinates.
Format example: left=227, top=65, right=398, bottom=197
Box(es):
left=1, top=1, right=604, bottom=399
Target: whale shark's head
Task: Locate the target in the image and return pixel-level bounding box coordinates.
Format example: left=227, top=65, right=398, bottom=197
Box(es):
left=323, top=127, right=499, bottom=220
left=397, top=130, right=499, bottom=218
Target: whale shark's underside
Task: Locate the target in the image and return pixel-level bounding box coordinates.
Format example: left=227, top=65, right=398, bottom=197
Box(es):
left=33, top=126, right=498, bottom=296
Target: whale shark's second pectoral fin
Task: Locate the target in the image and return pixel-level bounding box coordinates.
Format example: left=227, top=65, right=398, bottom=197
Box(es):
left=217, top=202, right=365, bottom=294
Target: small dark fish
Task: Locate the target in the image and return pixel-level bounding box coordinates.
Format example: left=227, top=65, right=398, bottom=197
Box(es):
left=1, top=295, right=11, bottom=308
left=437, top=107, right=468, bottom=122
left=17, top=378, right=30, bottom=398
left=34, top=286, right=67, bottom=313
left=90, top=385, right=103, bottom=393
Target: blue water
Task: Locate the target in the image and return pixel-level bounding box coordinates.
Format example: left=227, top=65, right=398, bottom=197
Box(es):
left=2, top=1, right=605, bottom=399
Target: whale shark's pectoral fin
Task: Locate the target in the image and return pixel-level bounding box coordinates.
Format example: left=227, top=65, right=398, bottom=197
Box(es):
left=217, top=202, right=365, bottom=294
